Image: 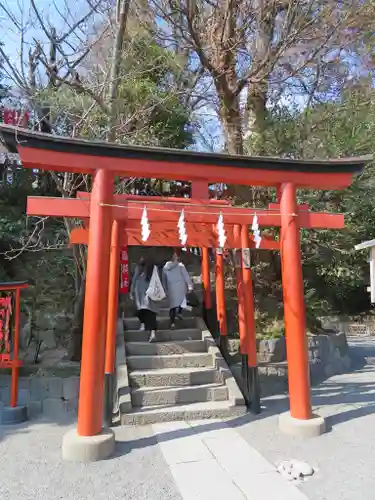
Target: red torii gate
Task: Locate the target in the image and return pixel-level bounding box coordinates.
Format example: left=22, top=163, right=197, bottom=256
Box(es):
left=26, top=190, right=345, bottom=417
left=27, top=190, right=283, bottom=420
left=0, top=125, right=370, bottom=461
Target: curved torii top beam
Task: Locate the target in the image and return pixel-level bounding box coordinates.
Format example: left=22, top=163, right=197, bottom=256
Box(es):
left=0, top=125, right=370, bottom=189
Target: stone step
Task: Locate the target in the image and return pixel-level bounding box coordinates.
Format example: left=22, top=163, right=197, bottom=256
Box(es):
left=124, top=328, right=202, bottom=343
left=126, top=340, right=206, bottom=356
left=121, top=400, right=247, bottom=425
left=131, top=383, right=228, bottom=407
left=127, top=353, right=213, bottom=371
left=129, top=367, right=220, bottom=388
left=158, top=307, right=195, bottom=318
left=124, top=316, right=196, bottom=331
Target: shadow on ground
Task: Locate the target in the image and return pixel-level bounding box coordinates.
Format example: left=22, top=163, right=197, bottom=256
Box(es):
left=0, top=406, right=77, bottom=444
left=111, top=339, right=375, bottom=456
left=2, top=339, right=374, bottom=457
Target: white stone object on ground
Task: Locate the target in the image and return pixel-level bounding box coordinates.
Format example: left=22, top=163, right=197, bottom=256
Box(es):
left=277, top=459, right=314, bottom=482
left=290, top=459, right=314, bottom=477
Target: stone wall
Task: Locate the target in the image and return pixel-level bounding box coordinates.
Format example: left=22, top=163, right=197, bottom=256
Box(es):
left=308, top=332, right=351, bottom=380
left=0, top=374, right=80, bottom=419
left=20, top=311, right=73, bottom=351
left=320, top=315, right=375, bottom=337
left=228, top=331, right=352, bottom=396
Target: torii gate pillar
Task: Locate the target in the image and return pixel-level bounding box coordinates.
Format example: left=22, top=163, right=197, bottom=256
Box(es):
left=278, top=183, right=325, bottom=437
left=104, top=220, right=121, bottom=427
left=62, top=169, right=116, bottom=461
left=192, top=181, right=212, bottom=313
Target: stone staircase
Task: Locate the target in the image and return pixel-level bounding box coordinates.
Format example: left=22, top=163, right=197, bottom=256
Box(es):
left=118, top=301, right=247, bottom=425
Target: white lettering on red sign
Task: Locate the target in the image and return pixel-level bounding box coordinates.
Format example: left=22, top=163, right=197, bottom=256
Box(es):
left=119, top=246, right=129, bottom=294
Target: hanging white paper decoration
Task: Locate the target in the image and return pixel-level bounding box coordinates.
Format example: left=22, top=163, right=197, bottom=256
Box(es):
left=217, top=212, right=227, bottom=249
left=141, top=206, right=150, bottom=242
left=178, top=209, right=188, bottom=247
left=252, top=214, right=262, bottom=249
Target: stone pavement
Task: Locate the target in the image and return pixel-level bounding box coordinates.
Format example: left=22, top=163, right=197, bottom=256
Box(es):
left=2, top=336, right=374, bottom=500
left=0, top=414, right=307, bottom=500
left=152, top=419, right=308, bottom=500
left=232, top=336, right=375, bottom=500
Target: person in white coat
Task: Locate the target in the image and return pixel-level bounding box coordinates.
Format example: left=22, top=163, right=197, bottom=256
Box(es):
left=162, top=251, right=193, bottom=329
left=130, top=259, right=160, bottom=342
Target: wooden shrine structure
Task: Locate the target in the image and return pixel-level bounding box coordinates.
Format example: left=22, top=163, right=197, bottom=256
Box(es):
left=354, top=239, right=375, bottom=303
left=0, top=124, right=371, bottom=461
left=0, top=281, right=28, bottom=424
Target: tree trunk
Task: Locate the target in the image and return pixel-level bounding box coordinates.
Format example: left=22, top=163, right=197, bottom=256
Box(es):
left=107, top=0, right=131, bottom=141
left=244, top=0, right=273, bottom=154
left=217, top=91, right=253, bottom=202
left=218, top=90, right=244, bottom=156
left=245, top=82, right=267, bottom=154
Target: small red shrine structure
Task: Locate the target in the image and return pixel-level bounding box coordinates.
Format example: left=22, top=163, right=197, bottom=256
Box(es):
left=0, top=281, right=28, bottom=424
left=0, top=125, right=370, bottom=460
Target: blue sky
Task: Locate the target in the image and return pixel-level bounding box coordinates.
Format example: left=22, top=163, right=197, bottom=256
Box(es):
left=0, top=0, right=102, bottom=78
left=0, top=0, right=311, bottom=153
left=0, top=0, right=224, bottom=151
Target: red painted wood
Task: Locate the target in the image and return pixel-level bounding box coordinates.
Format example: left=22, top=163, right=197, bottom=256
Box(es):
left=69, top=226, right=280, bottom=250
left=191, top=181, right=209, bottom=199
left=19, top=146, right=355, bottom=189
left=280, top=183, right=312, bottom=420
left=26, top=196, right=345, bottom=229
left=105, top=221, right=121, bottom=375
left=76, top=191, right=231, bottom=206
left=77, top=169, right=113, bottom=437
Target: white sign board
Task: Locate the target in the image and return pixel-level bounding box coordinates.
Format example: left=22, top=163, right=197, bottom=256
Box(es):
left=370, top=247, right=375, bottom=303
left=354, top=240, right=375, bottom=304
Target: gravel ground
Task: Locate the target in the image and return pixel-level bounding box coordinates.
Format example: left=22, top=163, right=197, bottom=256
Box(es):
left=230, top=337, right=375, bottom=500
left=2, top=337, right=374, bottom=500
left=0, top=419, right=182, bottom=500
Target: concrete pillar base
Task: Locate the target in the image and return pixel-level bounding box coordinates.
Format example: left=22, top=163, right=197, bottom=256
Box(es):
left=62, top=427, right=115, bottom=462
left=1, top=405, right=27, bottom=425
left=279, top=412, right=326, bottom=438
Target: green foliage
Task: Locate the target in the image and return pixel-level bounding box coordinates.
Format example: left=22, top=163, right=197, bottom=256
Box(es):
left=37, top=34, right=193, bottom=149
left=0, top=29, right=194, bottom=336
left=257, top=318, right=284, bottom=339
left=248, top=79, right=375, bottom=318
left=0, top=166, right=76, bottom=315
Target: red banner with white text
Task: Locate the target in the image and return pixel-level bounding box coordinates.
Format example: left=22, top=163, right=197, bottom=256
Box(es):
left=119, top=246, right=129, bottom=294
left=1, top=108, right=30, bottom=128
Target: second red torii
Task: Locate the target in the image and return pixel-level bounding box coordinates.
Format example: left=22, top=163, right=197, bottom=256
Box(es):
left=27, top=194, right=344, bottom=228
left=26, top=191, right=344, bottom=250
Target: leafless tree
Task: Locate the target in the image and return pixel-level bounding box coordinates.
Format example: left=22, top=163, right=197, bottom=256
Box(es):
left=0, top=0, right=201, bottom=358
left=0, top=0, right=121, bottom=359
left=147, top=0, right=375, bottom=159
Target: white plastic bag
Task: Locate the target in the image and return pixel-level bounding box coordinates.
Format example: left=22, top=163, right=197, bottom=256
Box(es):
left=180, top=297, right=193, bottom=312
left=146, top=266, right=166, bottom=302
